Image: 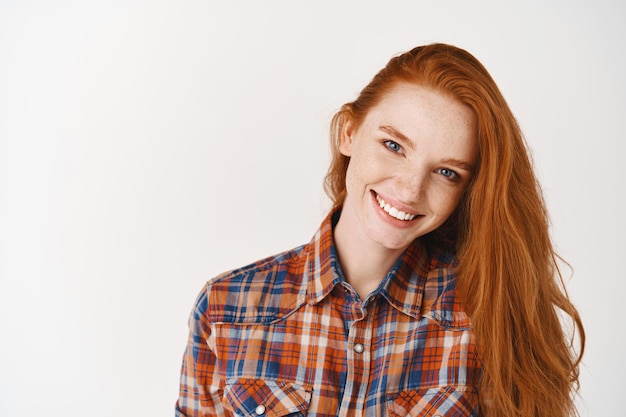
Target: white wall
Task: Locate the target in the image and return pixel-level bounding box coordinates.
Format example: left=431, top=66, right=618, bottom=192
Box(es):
left=0, top=1, right=623, bottom=415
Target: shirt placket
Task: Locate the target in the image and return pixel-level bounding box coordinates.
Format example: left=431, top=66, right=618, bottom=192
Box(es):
left=337, top=291, right=375, bottom=417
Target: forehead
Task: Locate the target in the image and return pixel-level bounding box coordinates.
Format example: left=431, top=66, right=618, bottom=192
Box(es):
left=372, top=82, right=471, bottom=119
left=364, top=83, right=476, bottom=140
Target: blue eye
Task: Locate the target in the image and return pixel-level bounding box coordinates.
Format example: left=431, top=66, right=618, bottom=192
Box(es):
left=384, top=140, right=402, bottom=153
left=438, top=168, right=458, bottom=179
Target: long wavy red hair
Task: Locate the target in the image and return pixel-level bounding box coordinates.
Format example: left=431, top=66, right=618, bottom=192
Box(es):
left=324, top=43, right=585, bottom=417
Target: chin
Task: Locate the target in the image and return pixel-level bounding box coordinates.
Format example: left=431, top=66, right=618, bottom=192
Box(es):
left=368, top=228, right=422, bottom=252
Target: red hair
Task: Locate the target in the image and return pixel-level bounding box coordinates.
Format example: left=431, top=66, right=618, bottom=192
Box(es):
left=324, top=43, right=585, bottom=417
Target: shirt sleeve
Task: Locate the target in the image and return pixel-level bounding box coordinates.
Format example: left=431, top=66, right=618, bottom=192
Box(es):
left=175, top=287, right=226, bottom=416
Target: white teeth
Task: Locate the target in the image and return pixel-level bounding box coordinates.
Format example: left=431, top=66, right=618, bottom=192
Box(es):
left=375, top=195, right=417, bottom=221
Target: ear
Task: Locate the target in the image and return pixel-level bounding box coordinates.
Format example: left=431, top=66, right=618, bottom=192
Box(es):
left=339, top=119, right=355, bottom=157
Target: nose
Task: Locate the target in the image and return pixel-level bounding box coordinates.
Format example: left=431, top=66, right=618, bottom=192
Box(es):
left=395, top=166, right=427, bottom=204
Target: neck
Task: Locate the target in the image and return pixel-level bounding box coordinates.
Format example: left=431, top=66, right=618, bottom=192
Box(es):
left=333, top=212, right=405, bottom=300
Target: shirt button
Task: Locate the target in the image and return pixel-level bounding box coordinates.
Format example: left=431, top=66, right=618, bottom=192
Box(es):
left=354, top=343, right=364, bottom=353
left=255, top=405, right=266, bottom=415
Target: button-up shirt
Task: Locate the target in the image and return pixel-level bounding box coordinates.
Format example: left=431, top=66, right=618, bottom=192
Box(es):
left=176, top=210, right=482, bottom=416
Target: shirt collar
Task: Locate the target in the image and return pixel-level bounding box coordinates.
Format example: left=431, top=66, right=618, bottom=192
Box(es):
left=305, top=208, right=344, bottom=304
left=304, top=208, right=444, bottom=318
left=372, top=238, right=431, bottom=318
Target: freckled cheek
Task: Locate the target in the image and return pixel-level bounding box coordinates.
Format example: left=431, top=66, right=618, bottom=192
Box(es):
left=435, top=189, right=465, bottom=215
left=343, top=164, right=367, bottom=199
left=345, top=155, right=383, bottom=192
left=450, top=192, right=466, bottom=213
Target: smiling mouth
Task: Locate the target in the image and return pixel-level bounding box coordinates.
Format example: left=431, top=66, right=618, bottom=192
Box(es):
left=375, top=194, right=418, bottom=221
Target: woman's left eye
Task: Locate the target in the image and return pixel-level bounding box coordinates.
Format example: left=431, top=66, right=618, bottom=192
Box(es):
left=437, top=168, right=458, bottom=180
left=384, top=140, right=402, bottom=153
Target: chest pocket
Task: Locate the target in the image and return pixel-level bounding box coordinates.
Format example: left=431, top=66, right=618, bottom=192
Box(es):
left=387, top=386, right=478, bottom=417
left=222, top=379, right=312, bottom=417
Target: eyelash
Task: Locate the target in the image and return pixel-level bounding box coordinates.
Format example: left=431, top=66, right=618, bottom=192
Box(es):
left=436, top=168, right=460, bottom=181
left=384, top=140, right=402, bottom=153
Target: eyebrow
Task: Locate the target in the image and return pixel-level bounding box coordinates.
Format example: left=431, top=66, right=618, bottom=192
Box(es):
left=440, top=158, right=474, bottom=172
left=380, top=125, right=474, bottom=172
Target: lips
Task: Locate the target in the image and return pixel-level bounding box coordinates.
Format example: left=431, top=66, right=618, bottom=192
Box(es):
left=375, top=193, right=418, bottom=221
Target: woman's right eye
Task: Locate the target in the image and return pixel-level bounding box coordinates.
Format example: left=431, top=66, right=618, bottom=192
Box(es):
left=384, top=140, right=402, bottom=153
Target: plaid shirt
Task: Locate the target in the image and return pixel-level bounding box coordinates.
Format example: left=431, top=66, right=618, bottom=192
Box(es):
left=176, top=210, right=481, bottom=416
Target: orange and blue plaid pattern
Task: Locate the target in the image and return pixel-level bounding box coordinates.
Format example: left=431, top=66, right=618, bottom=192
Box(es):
left=176, top=210, right=482, bottom=416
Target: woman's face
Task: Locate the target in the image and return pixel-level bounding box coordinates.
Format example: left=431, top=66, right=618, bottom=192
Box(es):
left=338, top=82, right=478, bottom=252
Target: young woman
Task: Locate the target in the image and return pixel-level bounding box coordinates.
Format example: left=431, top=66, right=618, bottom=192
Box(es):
left=176, top=43, right=585, bottom=417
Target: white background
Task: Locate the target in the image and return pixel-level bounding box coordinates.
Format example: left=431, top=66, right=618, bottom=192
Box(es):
left=0, top=1, right=624, bottom=416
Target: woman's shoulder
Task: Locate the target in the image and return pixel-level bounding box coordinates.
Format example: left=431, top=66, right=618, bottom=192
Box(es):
left=201, top=244, right=311, bottom=324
